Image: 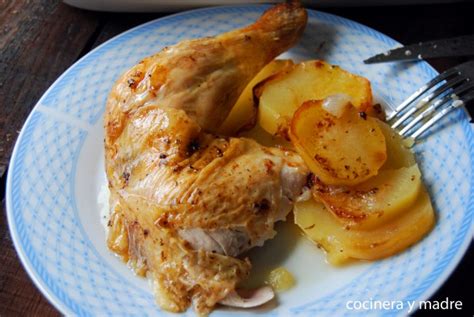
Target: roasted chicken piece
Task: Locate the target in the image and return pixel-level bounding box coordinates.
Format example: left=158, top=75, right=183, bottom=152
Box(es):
left=104, top=3, right=308, bottom=315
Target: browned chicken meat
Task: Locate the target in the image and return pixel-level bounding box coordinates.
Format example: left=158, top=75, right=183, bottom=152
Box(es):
left=104, top=2, right=308, bottom=315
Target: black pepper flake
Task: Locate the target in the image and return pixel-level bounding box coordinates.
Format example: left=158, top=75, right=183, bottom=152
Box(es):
left=306, top=173, right=316, bottom=188
left=186, top=138, right=200, bottom=156
left=316, top=41, right=326, bottom=53
left=156, top=215, right=171, bottom=228
left=253, top=198, right=270, bottom=214
left=359, top=112, right=367, bottom=120
left=143, top=229, right=149, bottom=237
left=159, top=153, right=167, bottom=159
left=127, top=78, right=137, bottom=88
left=122, top=171, right=130, bottom=183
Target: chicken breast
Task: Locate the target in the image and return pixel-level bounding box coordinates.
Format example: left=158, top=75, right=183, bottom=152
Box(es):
left=104, top=2, right=308, bottom=315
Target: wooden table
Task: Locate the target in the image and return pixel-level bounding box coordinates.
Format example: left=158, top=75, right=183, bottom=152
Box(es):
left=1, top=1, right=473, bottom=316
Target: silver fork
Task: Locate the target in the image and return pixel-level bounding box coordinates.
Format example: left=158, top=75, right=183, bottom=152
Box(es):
left=387, top=60, right=474, bottom=142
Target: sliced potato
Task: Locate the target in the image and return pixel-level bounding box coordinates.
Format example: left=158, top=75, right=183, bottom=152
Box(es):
left=378, top=121, right=416, bottom=169
left=258, top=60, right=372, bottom=134
left=290, top=100, right=387, bottom=186
left=219, top=59, right=294, bottom=135
left=294, top=187, right=435, bottom=265
left=313, top=165, right=422, bottom=230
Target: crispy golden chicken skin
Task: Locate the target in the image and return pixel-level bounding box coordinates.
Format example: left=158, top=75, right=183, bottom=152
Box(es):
left=104, top=3, right=308, bottom=314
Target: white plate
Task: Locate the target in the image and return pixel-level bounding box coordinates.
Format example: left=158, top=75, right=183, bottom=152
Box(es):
left=7, top=5, right=474, bottom=316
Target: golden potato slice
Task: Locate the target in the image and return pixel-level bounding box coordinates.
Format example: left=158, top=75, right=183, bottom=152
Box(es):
left=219, top=59, right=294, bottom=135
left=378, top=121, right=416, bottom=169
left=258, top=60, right=373, bottom=134
left=290, top=100, right=387, bottom=186
left=313, top=165, right=422, bottom=230
left=294, top=187, right=435, bottom=265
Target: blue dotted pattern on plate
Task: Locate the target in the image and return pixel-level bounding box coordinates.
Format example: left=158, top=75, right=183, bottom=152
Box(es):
left=6, top=5, right=474, bottom=317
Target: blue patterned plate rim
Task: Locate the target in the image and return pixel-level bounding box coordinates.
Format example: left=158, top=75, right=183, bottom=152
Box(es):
left=6, top=4, right=474, bottom=316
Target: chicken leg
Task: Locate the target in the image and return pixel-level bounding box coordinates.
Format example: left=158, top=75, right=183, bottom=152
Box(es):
left=104, top=2, right=308, bottom=314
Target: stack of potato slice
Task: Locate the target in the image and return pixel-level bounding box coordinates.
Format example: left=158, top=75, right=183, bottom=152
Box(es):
left=220, top=59, right=435, bottom=265
left=294, top=121, right=434, bottom=264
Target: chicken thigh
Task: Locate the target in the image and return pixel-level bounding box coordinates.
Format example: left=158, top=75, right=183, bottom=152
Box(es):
left=104, top=2, right=308, bottom=314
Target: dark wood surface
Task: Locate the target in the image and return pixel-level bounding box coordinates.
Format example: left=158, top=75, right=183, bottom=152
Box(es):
left=0, top=1, right=473, bottom=316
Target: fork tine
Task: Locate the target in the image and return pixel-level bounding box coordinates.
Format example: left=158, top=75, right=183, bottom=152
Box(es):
left=386, top=67, right=460, bottom=121
left=391, top=106, right=418, bottom=129
left=399, top=81, right=474, bottom=136
left=390, top=75, right=467, bottom=129
left=410, top=90, right=474, bottom=140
